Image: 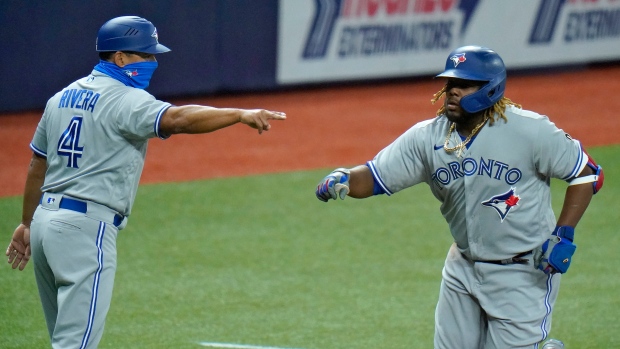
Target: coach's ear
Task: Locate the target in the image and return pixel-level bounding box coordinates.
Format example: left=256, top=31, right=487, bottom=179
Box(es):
left=112, top=51, right=131, bottom=67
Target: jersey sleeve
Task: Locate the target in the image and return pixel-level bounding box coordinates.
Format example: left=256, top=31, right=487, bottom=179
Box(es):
left=30, top=100, right=53, bottom=157
left=534, top=116, right=586, bottom=180
left=115, top=89, right=172, bottom=140
left=368, top=123, right=429, bottom=195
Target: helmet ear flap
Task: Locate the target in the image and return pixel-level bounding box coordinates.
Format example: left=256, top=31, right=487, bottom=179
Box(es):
left=460, top=76, right=505, bottom=114
left=487, top=85, right=499, bottom=98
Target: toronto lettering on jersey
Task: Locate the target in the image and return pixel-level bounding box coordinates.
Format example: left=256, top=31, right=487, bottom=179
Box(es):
left=431, top=157, right=523, bottom=188
left=57, top=89, right=100, bottom=112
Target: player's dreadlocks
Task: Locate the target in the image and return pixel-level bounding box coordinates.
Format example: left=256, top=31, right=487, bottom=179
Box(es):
left=431, top=85, right=522, bottom=126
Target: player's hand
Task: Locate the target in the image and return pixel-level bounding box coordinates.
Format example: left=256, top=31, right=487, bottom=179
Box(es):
left=6, top=223, right=31, bottom=271
left=534, top=226, right=576, bottom=274
left=239, top=109, right=286, bottom=134
left=316, top=168, right=350, bottom=202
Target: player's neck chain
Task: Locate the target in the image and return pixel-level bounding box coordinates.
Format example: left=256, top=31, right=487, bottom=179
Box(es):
left=443, top=116, right=488, bottom=158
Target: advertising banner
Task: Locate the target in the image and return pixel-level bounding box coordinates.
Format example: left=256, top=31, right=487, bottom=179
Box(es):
left=277, top=0, right=620, bottom=84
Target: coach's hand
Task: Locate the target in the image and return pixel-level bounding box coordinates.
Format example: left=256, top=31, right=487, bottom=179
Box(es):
left=316, top=168, right=350, bottom=202
left=6, top=223, right=31, bottom=271
left=534, top=226, right=576, bottom=274
left=239, top=109, right=286, bottom=134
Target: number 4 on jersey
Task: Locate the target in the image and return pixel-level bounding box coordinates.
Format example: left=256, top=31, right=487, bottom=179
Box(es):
left=57, top=116, right=84, bottom=168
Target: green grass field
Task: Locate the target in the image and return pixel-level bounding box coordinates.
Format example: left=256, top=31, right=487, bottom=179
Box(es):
left=1, top=145, right=618, bottom=349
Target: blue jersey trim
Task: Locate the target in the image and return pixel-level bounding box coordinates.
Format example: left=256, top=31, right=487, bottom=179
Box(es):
left=80, top=221, right=106, bottom=349
left=565, top=151, right=587, bottom=181
left=458, top=133, right=478, bottom=149
left=154, top=104, right=172, bottom=140
left=366, top=161, right=392, bottom=196
left=538, top=274, right=555, bottom=343
left=563, top=140, right=586, bottom=181
left=30, top=143, right=47, bottom=158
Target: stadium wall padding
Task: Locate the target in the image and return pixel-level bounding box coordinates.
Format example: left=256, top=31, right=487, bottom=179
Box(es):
left=2, top=0, right=620, bottom=113
left=0, top=0, right=278, bottom=113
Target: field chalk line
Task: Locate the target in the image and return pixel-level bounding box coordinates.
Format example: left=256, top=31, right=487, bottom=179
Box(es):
left=198, top=342, right=307, bottom=349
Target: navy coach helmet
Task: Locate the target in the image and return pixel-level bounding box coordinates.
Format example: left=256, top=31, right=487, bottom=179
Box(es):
left=96, top=16, right=170, bottom=54
left=436, top=45, right=506, bottom=113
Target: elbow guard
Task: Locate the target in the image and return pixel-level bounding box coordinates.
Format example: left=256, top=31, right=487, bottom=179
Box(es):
left=568, top=151, right=604, bottom=194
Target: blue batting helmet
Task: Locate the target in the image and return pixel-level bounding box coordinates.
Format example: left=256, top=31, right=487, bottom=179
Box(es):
left=96, top=16, right=170, bottom=54
left=436, top=45, right=506, bottom=113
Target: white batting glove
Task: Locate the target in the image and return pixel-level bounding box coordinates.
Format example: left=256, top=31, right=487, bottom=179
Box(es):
left=316, top=168, right=350, bottom=202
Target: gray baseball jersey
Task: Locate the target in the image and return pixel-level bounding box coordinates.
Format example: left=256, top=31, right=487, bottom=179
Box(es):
left=30, top=70, right=171, bottom=216
left=367, top=105, right=587, bottom=346
left=28, top=70, right=171, bottom=348
left=368, top=105, right=587, bottom=261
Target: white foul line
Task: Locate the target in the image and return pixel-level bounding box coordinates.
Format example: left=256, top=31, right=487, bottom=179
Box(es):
left=198, top=342, right=307, bottom=349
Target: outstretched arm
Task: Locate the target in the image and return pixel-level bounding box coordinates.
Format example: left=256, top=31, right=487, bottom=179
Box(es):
left=347, top=165, right=376, bottom=199
left=159, top=105, right=286, bottom=135
left=6, top=153, right=46, bottom=270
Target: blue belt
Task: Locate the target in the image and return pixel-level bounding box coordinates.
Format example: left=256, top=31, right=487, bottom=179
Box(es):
left=42, top=196, right=124, bottom=227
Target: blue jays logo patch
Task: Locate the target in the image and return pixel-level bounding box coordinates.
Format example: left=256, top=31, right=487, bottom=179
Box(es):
left=124, top=69, right=138, bottom=78
left=152, top=29, right=159, bottom=43
left=481, top=187, right=520, bottom=222
left=450, top=53, right=466, bottom=67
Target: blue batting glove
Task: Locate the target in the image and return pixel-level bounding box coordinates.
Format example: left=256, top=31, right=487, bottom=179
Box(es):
left=535, top=226, right=576, bottom=274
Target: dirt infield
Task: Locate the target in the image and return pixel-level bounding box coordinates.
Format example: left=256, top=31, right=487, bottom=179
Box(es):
left=1, top=64, right=618, bottom=198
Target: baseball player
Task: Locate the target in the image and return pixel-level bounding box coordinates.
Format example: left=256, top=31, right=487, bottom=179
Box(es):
left=315, top=46, right=603, bottom=348
left=5, top=16, right=285, bottom=348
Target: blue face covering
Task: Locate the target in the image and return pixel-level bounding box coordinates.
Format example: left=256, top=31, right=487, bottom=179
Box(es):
left=93, top=60, right=158, bottom=89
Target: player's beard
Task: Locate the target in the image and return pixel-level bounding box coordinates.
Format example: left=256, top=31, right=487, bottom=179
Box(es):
left=444, top=98, right=471, bottom=123
left=444, top=99, right=484, bottom=132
